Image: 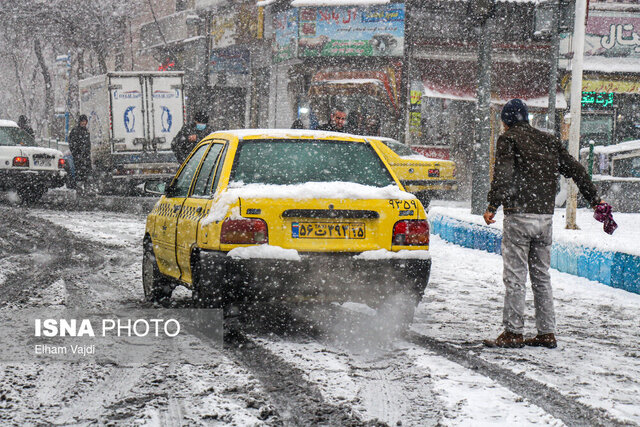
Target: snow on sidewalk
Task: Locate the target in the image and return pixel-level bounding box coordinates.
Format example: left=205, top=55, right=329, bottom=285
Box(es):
left=416, top=234, right=640, bottom=424
left=429, top=203, right=640, bottom=257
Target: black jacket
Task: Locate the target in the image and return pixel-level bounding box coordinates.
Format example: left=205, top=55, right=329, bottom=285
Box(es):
left=317, top=123, right=345, bottom=133
left=171, top=123, right=213, bottom=163
left=487, top=122, right=599, bottom=215
left=68, top=125, right=92, bottom=173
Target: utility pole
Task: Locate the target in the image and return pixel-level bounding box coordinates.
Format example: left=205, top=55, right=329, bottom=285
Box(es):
left=470, top=0, right=495, bottom=215
left=547, top=0, right=560, bottom=136
left=566, top=0, right=587, bottom=229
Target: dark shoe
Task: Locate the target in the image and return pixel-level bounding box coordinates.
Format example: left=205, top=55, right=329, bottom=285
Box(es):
left=483, top=331, right=524, bottom=348
left=524, top=333, right=557, bottom=349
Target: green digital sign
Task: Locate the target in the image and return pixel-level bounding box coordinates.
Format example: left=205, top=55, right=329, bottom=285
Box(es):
left=581, top=91, right=614, bottom=108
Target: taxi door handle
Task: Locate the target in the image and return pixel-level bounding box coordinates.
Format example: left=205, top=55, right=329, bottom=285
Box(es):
left=173, top=205, right=182, bottom=213
left=195, top=207, right=202, bottom=214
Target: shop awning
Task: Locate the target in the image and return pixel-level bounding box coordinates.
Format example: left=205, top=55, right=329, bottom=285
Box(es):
left=309, top=69, right=399, bottom=111
left=420, top=59, right=565, bottom=109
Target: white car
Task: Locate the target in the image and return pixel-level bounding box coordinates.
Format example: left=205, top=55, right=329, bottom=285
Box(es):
left=0, top=119, right=66, bottom=202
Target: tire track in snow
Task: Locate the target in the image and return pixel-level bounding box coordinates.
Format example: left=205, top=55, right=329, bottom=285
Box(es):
left=406, top=331, right=632, bottom=427
left=224, top=328, right=373, bottom=427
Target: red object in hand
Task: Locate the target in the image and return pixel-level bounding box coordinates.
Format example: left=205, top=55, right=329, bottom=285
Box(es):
left=594, top=203, right=618, bottom=235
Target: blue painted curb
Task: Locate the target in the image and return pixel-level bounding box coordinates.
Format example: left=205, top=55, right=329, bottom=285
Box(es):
left=429, top=214, right=639, bottom=295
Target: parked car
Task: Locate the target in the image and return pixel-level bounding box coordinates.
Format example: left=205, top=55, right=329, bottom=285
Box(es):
left=367, top=137, right=457, bottom=208
left=143, top=130, right=431, bottom=323
left=0, top=120, right=66, bottom=203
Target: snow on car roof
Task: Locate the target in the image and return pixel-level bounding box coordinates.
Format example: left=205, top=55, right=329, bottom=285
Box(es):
left=0, top=120, right=19, bottom=128
left=207, top=128, right=366, bottom=141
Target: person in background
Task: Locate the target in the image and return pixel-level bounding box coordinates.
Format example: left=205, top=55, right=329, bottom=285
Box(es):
left=17, top=115, right=35, bottom=138
left=68, top=114, right=92, bottom=191
left=291, top=119, right=304, bottom=129
left=171, top=111, right=213, bottom=164
left=317, top=106, right=347, bottom=133
left=482, top=99, right=603, bottom=350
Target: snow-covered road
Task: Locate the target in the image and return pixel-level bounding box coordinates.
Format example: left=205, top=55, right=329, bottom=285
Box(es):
left=0, top=205, right=637, bottom=426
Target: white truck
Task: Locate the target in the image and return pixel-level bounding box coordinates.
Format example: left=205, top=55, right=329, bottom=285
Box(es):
left=79, top=71, right=185, bottom=194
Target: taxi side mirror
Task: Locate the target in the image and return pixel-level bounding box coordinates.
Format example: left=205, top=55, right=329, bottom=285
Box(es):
left=143, top=178, right=171, bottom=196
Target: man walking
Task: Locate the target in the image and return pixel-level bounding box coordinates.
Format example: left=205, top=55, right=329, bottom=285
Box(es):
left=68, top=114, right=92, bottom=191
left=318, top=106, right=347, bottom=133
left=171, top=111, right=212, bottom=164
left=483, top=99, right=601, bottom=349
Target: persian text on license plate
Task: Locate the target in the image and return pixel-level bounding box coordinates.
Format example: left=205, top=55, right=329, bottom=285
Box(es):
left=34, top=159, right=52, bottom=167
left=291, top=222, right=365, bottom=239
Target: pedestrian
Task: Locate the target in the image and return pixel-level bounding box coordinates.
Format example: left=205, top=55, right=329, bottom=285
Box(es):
left=68, top=114, right=92, bottom=191
left=317, top=106, right=347, bottom=133
left=482, top=99, right=602, bottom=349
left=171, top=111, right=213, bottom=164
left=17, top=115, right=35, bottom=138
left=291, top=118, right=304, bottom=129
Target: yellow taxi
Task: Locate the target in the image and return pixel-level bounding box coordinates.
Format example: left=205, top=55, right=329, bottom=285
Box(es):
left=143, top=130, right=431, bottom=321
left=367, top=137, right=456, bottom=207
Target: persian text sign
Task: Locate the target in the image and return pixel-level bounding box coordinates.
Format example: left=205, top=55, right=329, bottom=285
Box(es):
left=582, top=79, right=640, bottom=95
left=273, top=9, right=298, bottom=63
left=585, top=11, right=640, bottom=58
left=298, top=3, right=404, bottom=57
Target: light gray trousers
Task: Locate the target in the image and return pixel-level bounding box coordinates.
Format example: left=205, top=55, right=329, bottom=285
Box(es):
left=501, top=213, right=555, bottom=335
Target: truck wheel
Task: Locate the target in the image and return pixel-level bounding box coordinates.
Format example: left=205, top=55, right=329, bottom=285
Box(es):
left=191, top=256, right=225, bottom=309
left=142, top=240, right=173, bottom=306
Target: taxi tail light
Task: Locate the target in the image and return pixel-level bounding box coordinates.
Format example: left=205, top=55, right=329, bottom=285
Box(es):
left=58, top=158, right=66, bottom=169
left=428, top=169, right=440, bottom=178
left=452, top=167, right=456, bottom=178
left=13, top=156, right=29, bottom=167
left=392, top=220, right=429, bottom=246
left=221, top=218, right=268, bottom=244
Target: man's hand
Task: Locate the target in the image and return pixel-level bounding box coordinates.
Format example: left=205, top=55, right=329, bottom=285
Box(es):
left=483, top=210, right=496, bottom=225
left=188, top=134, right=197, bottom=142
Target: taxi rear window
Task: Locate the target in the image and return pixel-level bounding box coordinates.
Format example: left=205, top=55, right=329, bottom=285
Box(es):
left=231, top=139, right=396, bottom=187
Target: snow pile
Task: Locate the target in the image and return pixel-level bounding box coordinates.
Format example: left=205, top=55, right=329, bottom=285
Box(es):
left=354, top=249, right=431, bottom=260
left=203, top=182, right=415, bottom=224
left=227, top=244, right=301, bottom=261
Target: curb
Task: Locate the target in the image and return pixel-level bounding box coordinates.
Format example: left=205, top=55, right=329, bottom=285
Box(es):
left=429, top=214, right=640, bottom=295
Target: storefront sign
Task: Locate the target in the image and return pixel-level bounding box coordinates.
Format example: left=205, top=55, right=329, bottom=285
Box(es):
left=582, top=79, right=640, bottom=95
left=581, top=91, right=615, bottom=108
left=298, top=3, right=405, bottom=57
left=211, top=15, right=236, bottom=49
left=585, top=11, right=640, bottom=58
left=209, top=47, right=250, bottom=75
left=409, top=89, right=422, bottom=137
left=273, top=9, right=298, bottom=63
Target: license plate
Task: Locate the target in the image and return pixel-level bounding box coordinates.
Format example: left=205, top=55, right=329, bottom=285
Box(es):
left=292, top=222, right=365, bottom=239
left=34, top=159, right=52, bottom=167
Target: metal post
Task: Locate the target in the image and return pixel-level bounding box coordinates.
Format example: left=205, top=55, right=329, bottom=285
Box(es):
left=588, top=139, right=594, bottom=177
left=547, top=0, right=560, bottom=135
left=471, top=16, right=493, bottom=215
left=566, top=0, right=587, bottom=230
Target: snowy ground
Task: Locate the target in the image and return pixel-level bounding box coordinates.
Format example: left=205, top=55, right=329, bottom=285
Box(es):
left=0, top=204, right=638, bottom=425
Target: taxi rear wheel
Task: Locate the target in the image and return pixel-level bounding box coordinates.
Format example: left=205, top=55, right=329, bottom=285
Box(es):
left=142, top=240, right=173, bottom=305
left=375, top=290, right=420, bottom=333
